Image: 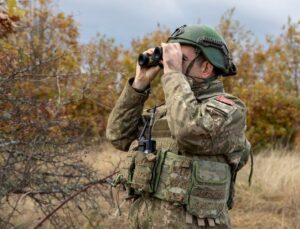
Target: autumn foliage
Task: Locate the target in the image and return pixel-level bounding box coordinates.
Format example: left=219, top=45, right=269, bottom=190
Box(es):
left=1, top=2, right=299, bottom=149
left=0, top=1, right=300, bottom=227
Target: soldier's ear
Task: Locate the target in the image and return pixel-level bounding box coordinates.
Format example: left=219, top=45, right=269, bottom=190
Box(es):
left=199, top=61, right=214, bottom=79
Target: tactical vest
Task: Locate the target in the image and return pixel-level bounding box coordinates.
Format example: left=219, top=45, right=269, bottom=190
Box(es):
left=120, top=101, right=232, bottom=223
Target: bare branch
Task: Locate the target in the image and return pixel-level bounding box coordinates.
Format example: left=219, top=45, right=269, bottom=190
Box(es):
left=33, top=171, right=119, bottom=229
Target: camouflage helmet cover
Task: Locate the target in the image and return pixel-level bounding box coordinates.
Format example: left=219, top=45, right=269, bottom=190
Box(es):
left=167, top=24, right=236, bottom=76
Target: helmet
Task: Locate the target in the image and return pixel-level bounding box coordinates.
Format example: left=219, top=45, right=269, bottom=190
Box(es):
left=167, top=24, right=236, bottom=76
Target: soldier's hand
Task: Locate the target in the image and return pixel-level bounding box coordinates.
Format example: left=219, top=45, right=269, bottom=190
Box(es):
left=133, top=48, right=161, bottom=91
left=161, top=43, right=182, bottom=74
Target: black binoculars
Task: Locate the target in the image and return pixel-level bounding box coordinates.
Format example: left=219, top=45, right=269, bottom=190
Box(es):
left=138, top=47, right=163, bottom=68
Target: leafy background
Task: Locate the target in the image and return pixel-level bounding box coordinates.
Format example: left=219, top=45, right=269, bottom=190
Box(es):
left=0, top=0, right=299, bottom=228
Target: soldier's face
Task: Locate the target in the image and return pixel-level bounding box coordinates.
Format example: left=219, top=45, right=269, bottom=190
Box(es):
left=181, top=45, right=214, bottom=82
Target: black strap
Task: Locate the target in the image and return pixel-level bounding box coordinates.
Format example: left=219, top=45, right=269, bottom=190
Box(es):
left=184, top=48, right=220, bottom=89
left=248, top=150, right=254, bottom=186
left=184, top=51, right=201, bottom=77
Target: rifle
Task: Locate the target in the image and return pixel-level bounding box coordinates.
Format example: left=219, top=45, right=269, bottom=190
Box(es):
left=138, top=106, right=157, bottom=154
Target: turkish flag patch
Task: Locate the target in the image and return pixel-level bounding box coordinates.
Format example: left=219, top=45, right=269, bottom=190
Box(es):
left=215, top=95, right=235, bottom=106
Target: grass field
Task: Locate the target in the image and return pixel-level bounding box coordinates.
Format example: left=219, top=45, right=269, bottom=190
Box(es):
left=231, top=149, right=300, bottom=229
left=8, top=144, right=300, bottom=228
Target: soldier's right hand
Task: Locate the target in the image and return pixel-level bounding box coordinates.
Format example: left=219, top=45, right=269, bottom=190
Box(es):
left=133, top=48, right=161, bottom=91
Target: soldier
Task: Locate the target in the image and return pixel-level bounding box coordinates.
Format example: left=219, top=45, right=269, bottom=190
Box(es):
left=106, top=24, right=251, bottom=229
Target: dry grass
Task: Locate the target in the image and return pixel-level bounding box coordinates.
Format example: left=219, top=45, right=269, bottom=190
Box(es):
left=7, top=145, right=300, bottom=228
left=231, top=149, right=300, bottom=229
left=81, top=143, right=130, bottom=229
left=88, top=144, right=300, bottom=228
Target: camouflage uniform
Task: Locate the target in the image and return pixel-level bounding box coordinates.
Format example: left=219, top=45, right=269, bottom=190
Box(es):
left=106, top=71, right=250, bottom=229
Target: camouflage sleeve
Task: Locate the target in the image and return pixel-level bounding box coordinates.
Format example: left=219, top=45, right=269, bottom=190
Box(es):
left=106, top=78, right=149, bottom=151
left=161, top=71, right=247, bottom=155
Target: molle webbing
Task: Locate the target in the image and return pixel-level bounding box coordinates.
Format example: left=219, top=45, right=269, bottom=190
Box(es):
left=153, top=151, right=191, bottom=203
left=152, top=118, right=171, bottom=138
left=154, top=137, right=178, bottom=154
left=152, top=151, right=231, bottom=221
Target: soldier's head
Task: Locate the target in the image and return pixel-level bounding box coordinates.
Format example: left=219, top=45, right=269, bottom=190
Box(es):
left=167, top=24, right=236, bottom=81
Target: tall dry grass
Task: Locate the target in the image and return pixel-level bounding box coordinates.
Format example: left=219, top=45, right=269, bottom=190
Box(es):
left=7, top=145, right=300, bottom=228
left=231, top=149, right=300, bottom=229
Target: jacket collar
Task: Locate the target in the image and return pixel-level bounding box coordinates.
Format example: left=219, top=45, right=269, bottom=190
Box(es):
left=193, top=79, right=225, bottom=101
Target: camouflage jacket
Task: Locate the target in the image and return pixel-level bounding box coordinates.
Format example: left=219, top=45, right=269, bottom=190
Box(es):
left=106, top=71, right=250, bottom=170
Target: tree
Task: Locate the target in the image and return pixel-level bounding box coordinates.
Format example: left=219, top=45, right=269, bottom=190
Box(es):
left=216, top=8, right=258, bottom=92
left=1, top=2, right=300, bottom=227
left=0, top=1, right=115, bottom=227
left=216, top=9, right=300, bottom=149
left=280, top=17, right=300, bottom=95
left=70, top=34, right=124, bottom=137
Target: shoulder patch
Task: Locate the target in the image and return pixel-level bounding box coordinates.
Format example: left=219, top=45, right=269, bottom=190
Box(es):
left=215, top=95, right=235, bottom=106
left=206, top=97, right=237, bottom=116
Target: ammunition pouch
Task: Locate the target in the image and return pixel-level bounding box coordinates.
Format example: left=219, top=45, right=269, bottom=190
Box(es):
left=185, top=160, right=230, bottom=219
left=131, top=151, right=156, bottom=193
left=153, top=151, right=191, bottom=203
left=122, top=150, right=231, bottom=219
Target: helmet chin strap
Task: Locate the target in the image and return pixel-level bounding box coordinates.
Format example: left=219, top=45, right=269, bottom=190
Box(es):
left=184, top=52, right=219, bottom=89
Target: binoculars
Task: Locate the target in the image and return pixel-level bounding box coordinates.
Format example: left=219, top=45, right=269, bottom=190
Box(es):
left=138, top=47, right=163, bottom=68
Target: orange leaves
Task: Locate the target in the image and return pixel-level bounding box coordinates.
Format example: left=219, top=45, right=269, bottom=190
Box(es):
left=235, top=82, right=300, bottom=149
left=0, top=4, right=19, bottom=37
left=217, top=10, right=300, bottom=149
left=0, top=0, right=24, bottom=39
left=1, top=3, right=300, bottom=149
